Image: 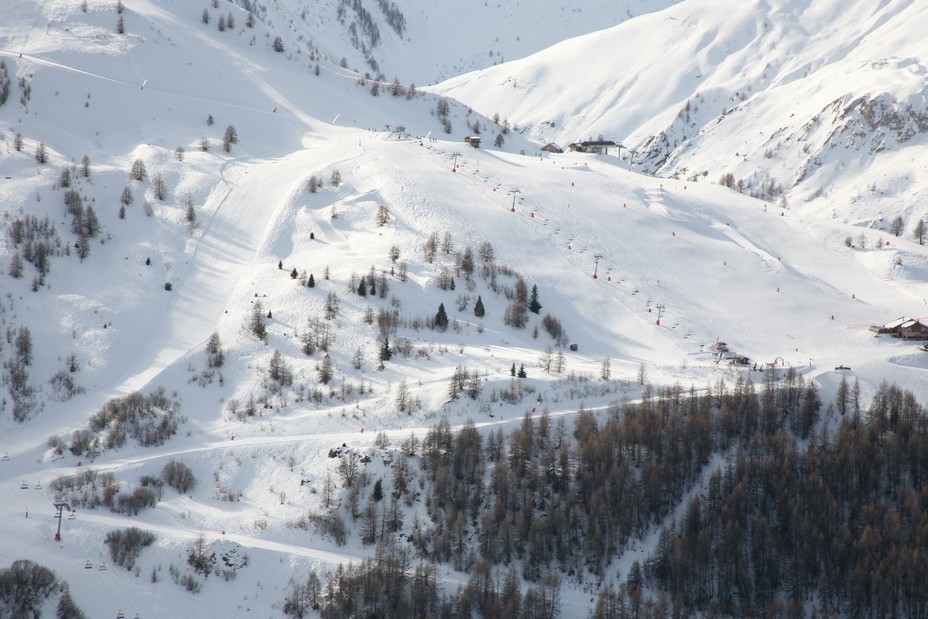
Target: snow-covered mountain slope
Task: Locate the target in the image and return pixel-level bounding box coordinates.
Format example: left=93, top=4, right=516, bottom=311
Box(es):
left=236, top=0, right=680, bottom=84
left=2, top=0, right=928, bottom=617
left=431, top=0, right=928, bottom=227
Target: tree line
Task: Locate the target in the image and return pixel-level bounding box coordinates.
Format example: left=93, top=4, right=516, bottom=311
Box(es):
left=296, top=370, right=928, bottom=617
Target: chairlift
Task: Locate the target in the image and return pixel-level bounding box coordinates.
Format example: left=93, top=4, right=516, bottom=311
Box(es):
left=116, top=611, right=125, bottom=619
left=34, top=482, right=42, bottom=489
left=98, top=563, right=107, bottom=571
left=20, top=481, right=28, bottom=489
left=1, top=453, right=9, bottom=461
left=84, top=560, right=92, bottom=569
left=68, top=511, right=76, bottom=520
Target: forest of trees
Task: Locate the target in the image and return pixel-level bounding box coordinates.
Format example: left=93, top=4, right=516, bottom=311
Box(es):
left=292, top=372, right=928, bottom=618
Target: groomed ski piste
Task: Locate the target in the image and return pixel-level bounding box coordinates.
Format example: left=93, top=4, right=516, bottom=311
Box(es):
left=3, top=1, right=928, bottom=616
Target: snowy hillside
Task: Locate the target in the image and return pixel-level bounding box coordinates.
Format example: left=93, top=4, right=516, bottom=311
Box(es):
left=1, top=0, right=928, bottom=617
left=233, top=0, right=680, bottom=84
left=432, top=0, right=928, bottom=229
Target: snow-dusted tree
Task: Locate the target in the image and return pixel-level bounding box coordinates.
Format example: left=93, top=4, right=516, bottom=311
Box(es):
left=436, top=97, right=450, bottom=118
left=115, top=14, right=125, bottom=34
left=495, top=133, right=505, bottom=148
left=317, top=355, right=334, bottom=385
left=187, top=533, right=215, bottom=577
left=80, top=154, right=91, bottom=178
left=324, top=292, right=339, bottom=319
left=130, top=158, right=147, bottom=181
left=422, top=232, right=439, bottom=263
left=272, top=36, right=285, bottom=53
left=915, top=219, right=926, bottom=245
left=504, top=301, right=528, bottom=329
left=222, top=125, right=238, bottom=153
left=269, top=349, right=292, bottom=385
left=395, top=379, right=412, bottom=413
left=448, top=365, right=467, bottom=400
left=250, top=300, right=267, bottom=341
left=120, top=186, right=133, bottom=206
left=245, top=11, right=255, bottom=27
left=12, top=132, right=22, bottom=151
left=388, top=245, right=400, bottom=263
left=465, top=368, right=481, bottom=400
left=162, top=460, right=196, bottom=493
left=57, top=585, right=84, bottom=617
left=515, top=277, right=528, bottom=304
left=9, top=252, right=24, bottom=278
left=151, top=171, right=167, bottom=201
left=15, top=326, right=32, bottom=366
left=891, top=215, right=905, bottom=237
left=440, top=231, right=454, bottom=255
left=600, top=356, right=611, bottom=380
left=283, top=570, right=322, bottom=618
left=185, top=194, right=196, bottom=224
left=34, top=142, right=46, bottom=164
left=206, top=332, right=224, bottom=368
left=459, top=246, right=474, bottom=277
left=539, top=346, right=553, bottom=373
left=58, top=166, right=71, bottom=188
left=378, top=336, right=392, bottom=364
left=434, top=303, right=449, bottom=331
left=473, top=295, right=485, bottom=318
left=330, top=169, right=342, bottom=187
left=201, top=8, right=209, bottom=23
left=377, top=272, right=389, bottom=299
left=478, top=240, right=495, bottom=264
left=199, top=137, right=210, bottom=152
left=307, top=175, right=320, bottom=193
left=375, top=204, right=390, bottom=226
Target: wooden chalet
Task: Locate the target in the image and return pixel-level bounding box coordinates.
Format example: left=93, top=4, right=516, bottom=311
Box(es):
left=869, top=316, right=910, bottom=335
left=464, top=136, right=481, bottom=148
left=541, top=142, right=563, bottom=153
left=899, top=319, right=928, bottom=340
